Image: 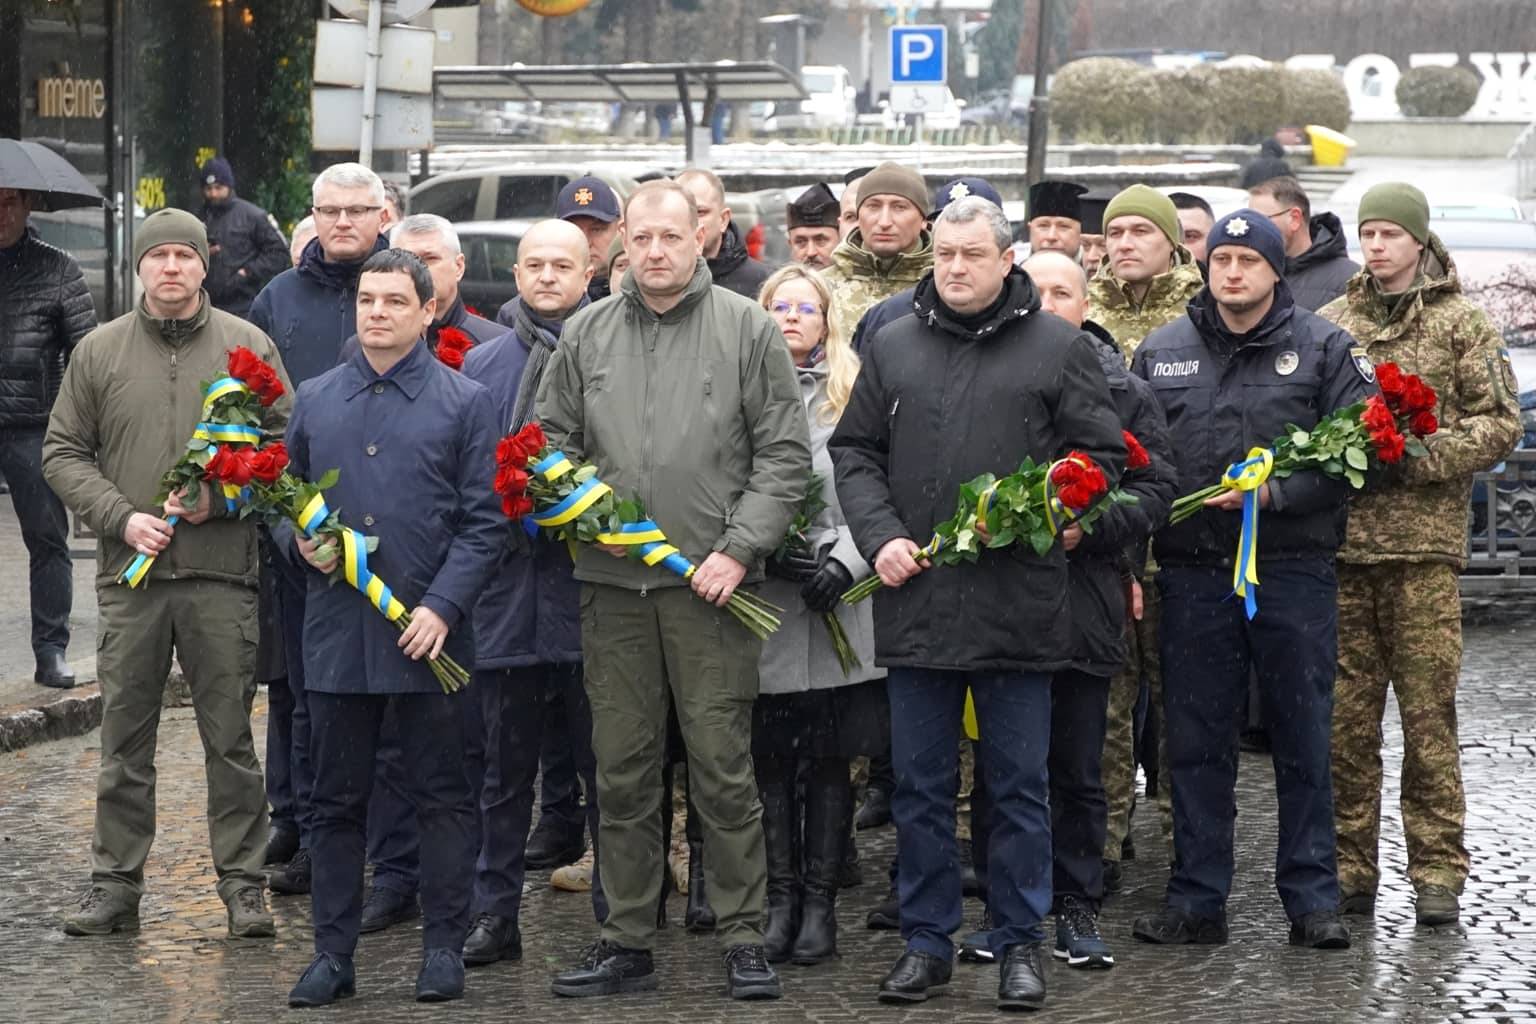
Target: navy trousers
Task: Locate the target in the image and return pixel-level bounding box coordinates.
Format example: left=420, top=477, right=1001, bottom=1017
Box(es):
left=1158, top=558, right=1342, bottom=921
left=1049, top=669, right=1111, bottom=910
left=535, top=685, right=586, bottom=835
left=308, top=690, right=475, bottom=956
left=367, top=687, right=486, bottom=896
left=266, top=555, right=313, bottom=845
left=888, top=668, right=1052, bottom=959
left=477, top=663, right=606, bottom=922
left=0, top=429, right=72, bottom=660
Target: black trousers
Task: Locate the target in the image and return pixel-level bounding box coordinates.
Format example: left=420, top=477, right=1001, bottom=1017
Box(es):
left=307, top=690, right=474, bottom=956
left=1048, top=669, right=1111, bottom=910
left=0, top=428, right=71, bottom=658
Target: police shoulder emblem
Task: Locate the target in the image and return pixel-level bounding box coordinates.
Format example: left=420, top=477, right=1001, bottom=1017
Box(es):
left=1274, top=350, right=1299, bottom=376
left=1225, top=217, right=1250, bottom=237
left=1349, top=345, right=1376, bottom=383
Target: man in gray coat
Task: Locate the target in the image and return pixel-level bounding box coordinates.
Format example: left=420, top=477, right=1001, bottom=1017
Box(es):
left=537, top=179, right=810, bottom=1002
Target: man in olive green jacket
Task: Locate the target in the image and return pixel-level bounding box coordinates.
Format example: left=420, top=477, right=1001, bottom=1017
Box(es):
left=537, top=180, right=809, bottom=1001
left=1320, top=183, right=1521, bottom=927
left=43, top=209, right=293, bottom=940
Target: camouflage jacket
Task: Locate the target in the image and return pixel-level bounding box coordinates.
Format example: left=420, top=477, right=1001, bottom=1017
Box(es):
left=821, top=229, right=934, bottom=345
left=1086, top=248, right=1204, bottom=362
left=1319, top=234, right=1522, bottom=567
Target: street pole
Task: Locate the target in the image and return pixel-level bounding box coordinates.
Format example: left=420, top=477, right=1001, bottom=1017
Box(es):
left=1024, top=0, right=1054, bottom=187
left=359, top=0, right=384, bottom=167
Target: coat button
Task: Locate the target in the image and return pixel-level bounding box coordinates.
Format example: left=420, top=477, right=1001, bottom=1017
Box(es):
left=373, top=383, right=385, bottom=395
left=366, top=444, right=378, bottom=456
left=363, top=514, right=375, bottom=526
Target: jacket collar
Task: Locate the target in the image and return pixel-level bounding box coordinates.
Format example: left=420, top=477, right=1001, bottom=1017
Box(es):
left=619, top=257, right=713, bottom=323
left=135, top=290, right=213, bottom=344
left=707, top=221, right=749, bottom=278
left=830, top=228, right=935, bottom=283
left=298, top=234, right=390, bottom=293
left=1188, top=278, right=1298, bottom=350
left=1289, top=212, right=1349, bottom=273
left=911, top=266, right=1040, bottom=343
left=1343, top=232, right=1461, bottom=335
left=345, top=338, right=431, bottom=400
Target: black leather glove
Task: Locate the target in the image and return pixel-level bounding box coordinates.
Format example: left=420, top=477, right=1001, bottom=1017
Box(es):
left=801, top=558, right=853, bottom=614
left=767, top=548, right=820, bottom=582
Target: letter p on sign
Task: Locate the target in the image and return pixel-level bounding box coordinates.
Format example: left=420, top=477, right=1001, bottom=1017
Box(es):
left=890, top=25, right=946, bottom=85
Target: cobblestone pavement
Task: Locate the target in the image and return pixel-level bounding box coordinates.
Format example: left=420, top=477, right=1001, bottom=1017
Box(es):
left=1, top=622, right=1534, bottom=1024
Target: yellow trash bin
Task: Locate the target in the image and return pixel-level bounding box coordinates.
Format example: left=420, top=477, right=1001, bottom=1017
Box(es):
left=1306, top=124, right=1356, bottom=167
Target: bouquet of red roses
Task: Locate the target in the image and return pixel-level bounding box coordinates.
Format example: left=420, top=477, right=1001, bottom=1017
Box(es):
left=119, top=346, right=287, bottom=588
left=840, top=449, right=1134, bottom=604
left=1374, top=361, right=1439, bottom=447
left=435, top=327, right=475, bottom=371
left=493, top=421, right=783, bottom=639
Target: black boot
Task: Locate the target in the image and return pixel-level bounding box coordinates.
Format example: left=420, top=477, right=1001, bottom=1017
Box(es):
left=685, top=839, right=716, bottom=932
left=758, top=775, right=800, bottom=963
left=792, top=767, right=850, bottom=965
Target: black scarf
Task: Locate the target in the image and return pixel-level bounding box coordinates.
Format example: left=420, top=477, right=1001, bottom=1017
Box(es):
left=509, top=297, right=579, bottom=431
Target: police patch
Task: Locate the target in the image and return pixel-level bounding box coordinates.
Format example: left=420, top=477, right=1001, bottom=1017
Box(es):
left=1350, top=346, right=1375, bottom=383
left=1499, top=347, right=1518, bottom=397
left=1275, top=350, right=1299, bottom=376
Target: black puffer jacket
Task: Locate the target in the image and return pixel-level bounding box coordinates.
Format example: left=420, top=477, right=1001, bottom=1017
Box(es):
left=708, top=221, right=773, bottom=299
left=201, top=194, right=291, bottom=318
left=830, top=268, right=1126, bottom=674
left=1287, top=213, right=1360, bottom=312
left=0, top=228, right=97, bottom=428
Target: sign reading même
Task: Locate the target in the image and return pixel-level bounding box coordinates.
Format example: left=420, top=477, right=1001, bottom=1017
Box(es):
left=36, top=76, right=107, bottom=120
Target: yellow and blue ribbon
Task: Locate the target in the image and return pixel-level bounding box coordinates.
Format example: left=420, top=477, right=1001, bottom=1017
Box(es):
left=1222, top=447, right=1274, bottom=620
left=297, top=494, right=406, bottom=622
left=594, top=520, right=697, bottom=578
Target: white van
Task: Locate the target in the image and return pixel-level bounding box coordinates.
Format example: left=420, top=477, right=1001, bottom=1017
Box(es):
left=765, top=65, right=857, bottom=133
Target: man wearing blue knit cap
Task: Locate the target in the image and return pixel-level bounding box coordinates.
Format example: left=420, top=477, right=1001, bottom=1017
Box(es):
left=1128, top=208, right=1377, bottom=952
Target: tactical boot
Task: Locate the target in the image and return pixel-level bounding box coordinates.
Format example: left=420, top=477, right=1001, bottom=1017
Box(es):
left=551, top=940, right=657, bottom=997
left=1289, top=909, right=1351, bottom=949
left=63, top=886, right=139, bottom=936
left=1416, top=884, right=1460, bottom=926
left=684, top=839, right=716, bottom=933
left=226, top=885, right=276, bottom=938
left=1132, top=906, right=1228, bottom=945
left=268, top=847, right=312, bottom=896
left=724, top=943, right=782, bottom=1000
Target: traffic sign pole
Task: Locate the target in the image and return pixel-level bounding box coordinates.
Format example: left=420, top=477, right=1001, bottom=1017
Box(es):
left=359, top=0, right=383, bottom=167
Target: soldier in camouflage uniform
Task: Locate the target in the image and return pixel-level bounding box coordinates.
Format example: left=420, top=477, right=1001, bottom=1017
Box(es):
left=820, top=162, right=934, bottom=345
left=1086, top=186, right=1204, bottom=886
left=1319, top=183, right=1521, bottom=926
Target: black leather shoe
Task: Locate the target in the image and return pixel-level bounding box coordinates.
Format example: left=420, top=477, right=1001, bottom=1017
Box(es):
left=463, top=913, right=522, bottom=966
left=416, top=948, right=466, bottom=1002
left=263, top=825, right=300, bottom=867
left=525, top=818, right=586, bottom=871
left=1289, top=910, right=1351, bottom=949
left=288, top=953, right=356, bottom=1008
left=866, top=886, right=900, bottom=930
left=855, top=788, right=892, bottom=830
left=1132, top=906, right=1228, bottom=945
left=359, top=885, right=420, bottom=934
left=268, top=848, right=312, bottom=896
left=997, top=942, right=1047, bottom=1011
left=877, top=950, right=952, bottom=1004
left=684, top=840, right=716, bottom=933
left=35, top=651, right=76, bottom=689
left=551, top=940, right=657, bottom=997
left=1339, top=891, right=1377, bottom=917
left=724, top=943, right=782, bottom=1000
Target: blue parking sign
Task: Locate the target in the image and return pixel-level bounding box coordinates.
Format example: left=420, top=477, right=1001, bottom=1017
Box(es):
left=890, top=25, right=946, bottom=85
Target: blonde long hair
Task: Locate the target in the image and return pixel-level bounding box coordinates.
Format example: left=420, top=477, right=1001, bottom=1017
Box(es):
left=758, top=264, right=860, bottom=425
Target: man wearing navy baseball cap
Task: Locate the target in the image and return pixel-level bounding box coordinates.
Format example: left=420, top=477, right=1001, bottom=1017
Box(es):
left=557, top=176, right=623, bottom=302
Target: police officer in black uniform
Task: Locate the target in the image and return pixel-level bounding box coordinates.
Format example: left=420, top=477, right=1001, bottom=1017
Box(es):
left=1129, top=210, right=1374, bottom=951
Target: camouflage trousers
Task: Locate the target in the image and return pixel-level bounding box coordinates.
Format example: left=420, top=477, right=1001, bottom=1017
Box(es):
left=1102, top=581, right=1173, bottom=865
left=1333, top=561, right=1469, bottom=895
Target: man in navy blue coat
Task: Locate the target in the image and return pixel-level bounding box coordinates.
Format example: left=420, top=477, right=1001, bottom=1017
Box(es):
left=459, top=219, right=605, bottom=965
left=283, top=249, right=503, bottom=1007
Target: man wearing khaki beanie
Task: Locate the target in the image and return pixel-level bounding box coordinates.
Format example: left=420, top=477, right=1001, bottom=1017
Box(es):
left=821, top=161, right=935, bottom=344
left=44, top=207, right=293, bottom=941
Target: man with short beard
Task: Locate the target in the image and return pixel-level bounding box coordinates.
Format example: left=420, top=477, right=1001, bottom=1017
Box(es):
left=820, top=162, right=934, bottom=344
left=458, top=220, right=607, bottom=966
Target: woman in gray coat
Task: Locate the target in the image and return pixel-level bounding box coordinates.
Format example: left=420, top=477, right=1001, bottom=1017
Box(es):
left=753, top=265, right=885, bottom=966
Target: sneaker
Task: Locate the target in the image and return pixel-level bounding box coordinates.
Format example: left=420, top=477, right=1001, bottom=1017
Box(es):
left=63, top=886, right=140, bottom=936
left=1339, top=891, right=1376, bottom=917
left=958, top=909, right=996, bottom=964
left=226, top=885, right=275, bottom=938
left=724, top=943, right=782, bottom=1000
left=1053, top=895, right=1114, bottom=968
left=1289, top=909, right=1351, bottom=949
left=1415, top=884, right=1460, bottom=926
left=268, top=848, right=312, bottom=896
left=552, top=850, right=595, bottom=893
left=551, top=939, right=657, bottom=998
left=1132, top=906, right=1228, bottom=945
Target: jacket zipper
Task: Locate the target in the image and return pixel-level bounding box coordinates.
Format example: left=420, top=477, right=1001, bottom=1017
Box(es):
left=640, top=316, right=661, bottom=598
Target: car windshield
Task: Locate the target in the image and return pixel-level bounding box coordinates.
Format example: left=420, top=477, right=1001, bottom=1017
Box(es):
left=803, top=73, right=836, bottom=93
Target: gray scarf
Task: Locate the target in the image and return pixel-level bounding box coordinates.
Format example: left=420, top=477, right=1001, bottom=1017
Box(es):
left=509, top=297, right=578, bottom=431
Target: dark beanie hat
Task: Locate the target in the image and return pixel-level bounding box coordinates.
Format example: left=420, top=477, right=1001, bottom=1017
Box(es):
left=1206, top=208, right=1287, bottom=277
left=857, top=162, right=928, bottom=214
left=134, top=208, right=209, bottom=270
left=199, top=156, right=235, bottom=190
left=1358, top=182, right=1430, bottom=244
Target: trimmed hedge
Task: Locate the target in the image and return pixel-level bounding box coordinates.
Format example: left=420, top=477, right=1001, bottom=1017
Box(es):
left=1053, top=60, right=1353, bottom=144
left=1395, top=65, right=1481, bottom=118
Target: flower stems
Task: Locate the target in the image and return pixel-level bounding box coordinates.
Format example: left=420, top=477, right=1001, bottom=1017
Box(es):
left=723, top=589, right=783, bottom=640
left=1168, top=484, right=1230, bottom=525
left=841, top=574, right=887, bottom=605
left=823, top=611, right=861, bottom=676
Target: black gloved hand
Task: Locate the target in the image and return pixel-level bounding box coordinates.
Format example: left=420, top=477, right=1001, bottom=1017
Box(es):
left=801, top=558, right=853, bottom=614
left=767, top=548, right=820, bottom=582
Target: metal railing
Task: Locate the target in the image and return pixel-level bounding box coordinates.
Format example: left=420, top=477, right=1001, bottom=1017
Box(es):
left=1511, top=119, right=1536, bottom=199
left=1463, top=450, right=1536, bottom=584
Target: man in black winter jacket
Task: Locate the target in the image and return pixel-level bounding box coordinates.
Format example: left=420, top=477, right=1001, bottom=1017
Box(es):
left=832, top=197, right=1125, bottom=1011
left=198, top=158, right=291, bottom=319
left=1129, top=209, right=1371, bottom=953
left=675, top=168, right=772, bottom=299
left=1247, top=177, right=1359, bottom=312
left=0, top=186, right=96, bottom=687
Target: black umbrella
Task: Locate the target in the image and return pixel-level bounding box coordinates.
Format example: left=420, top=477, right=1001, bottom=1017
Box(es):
left=0, top=138, right=105, bottom=211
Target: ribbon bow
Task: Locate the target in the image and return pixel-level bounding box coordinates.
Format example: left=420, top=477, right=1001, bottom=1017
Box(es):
left=1221, top=447, right=1274, bottom=619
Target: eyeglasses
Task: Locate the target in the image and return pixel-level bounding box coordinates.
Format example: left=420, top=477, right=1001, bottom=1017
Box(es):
left=1262, top=207, right=1297, bottom=223
left=313, top=205, right=383, bottom=222
left=769, top=301, right=822, bottom=317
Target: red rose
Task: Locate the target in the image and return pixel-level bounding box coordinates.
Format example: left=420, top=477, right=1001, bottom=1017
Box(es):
left=1360, top=395, right=1396, bottom=434
left=1372, top=428, right=1406, bottom=464
left=501, top=493, right=534, bottom=519
left=1123, top=430, right=1151, bottom=471
left=1409, top=411, right=1438, bottom=437
left=436, top=327, right=474, bottom=372
left=227, top=347, right=285, bottom=406
left=1051, top=453, right=1108, bottom=511
left=1399, top=378, right=1437, bottom=416
left=1375, top=361, right=1406, bottom=404
left=438, top=346, right=466, bottom=371
left=494, top=463, right=530, bottom=498
left=206, top=446, right=255, bottom=487
left=516, top=421, right=548, bottom=454
left=496, top=435, right=525, bottom=469
left=248, top=442, right=289, bottom=484
left=227, top=346, right=265, bottom=382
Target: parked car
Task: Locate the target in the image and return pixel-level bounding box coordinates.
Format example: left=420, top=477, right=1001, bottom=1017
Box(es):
left=1426, top=191, right=1525, bottom=222
left=763, top=65, right=857, bottom=133
left=408, top=164, right=648, bottom=223
left=454, top=220, right=533, bottom=317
